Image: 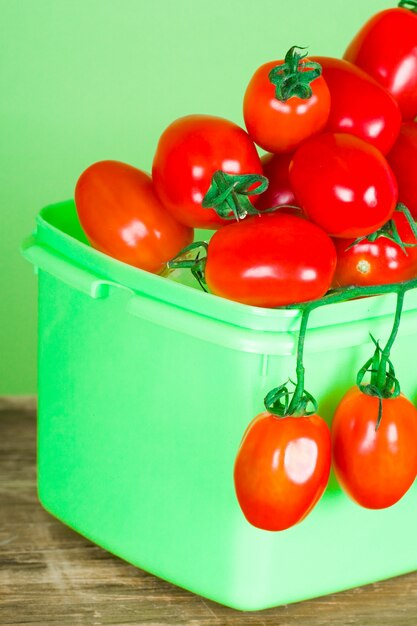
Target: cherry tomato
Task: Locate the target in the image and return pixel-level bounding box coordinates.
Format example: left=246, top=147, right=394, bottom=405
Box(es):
left=311, top=56, right=401, bottom=155
left=388, top=122, right=417, bottom=219
left=332, top=387, right=417, bottom=509
left=289, top=133, right=398, bottom=238
left=256, top=153, right=299, bottom=212
left=152, top=115, right=262, bottom=229
left=75, top=161, right=193, bottom=273
left=204, top=212, right=336, bottom=307
left=332, top=211, right=417, bottom=288
left=234, top=411, right=331, bottom=531
left=243, top=49, right=331, bottom=154
left=344, top=6, right=417, bottom=120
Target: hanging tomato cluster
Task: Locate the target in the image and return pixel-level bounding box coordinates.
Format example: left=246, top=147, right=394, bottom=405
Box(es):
left=74, top=2, right=417, bottom=531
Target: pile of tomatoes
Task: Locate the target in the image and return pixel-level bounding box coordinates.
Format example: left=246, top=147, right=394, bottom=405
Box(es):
left=75, top=3, right=417, bottom=310
left=74, top=2, right=417, bottom=532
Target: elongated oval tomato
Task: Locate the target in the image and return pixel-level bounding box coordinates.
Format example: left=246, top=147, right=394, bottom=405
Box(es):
left=205, top=212, right=336, bottom=307
left=311, top=56, right=401, bottom=155
left=344, top=6, right=417, bottom=120
left=256, top=153, right=299, bottom=212
left=332, top=211, right=417, bottom=288
left=289, top=133, right=398, bottom=238
left=332, top=387, right=417, bottom=509
left=243, top=51, right=331, bottom=153
left=152, top=115, right=262, bottom=229
left=75, top=161, right=193, bottom=273
left=388, top=122, right=417, bottom=219
left=234, top=412, right=331, bottom=531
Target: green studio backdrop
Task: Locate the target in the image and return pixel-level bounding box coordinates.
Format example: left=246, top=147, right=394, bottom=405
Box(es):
left=1, top=0, right=393, bottom=395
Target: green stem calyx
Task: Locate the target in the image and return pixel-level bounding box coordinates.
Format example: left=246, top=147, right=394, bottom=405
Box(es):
left=202, top=171, right=268, bottom=221
left=166, top=241, right=208, bottom=292
left=356, top=290, right=405, bottom=429
left=268, top=46, right=322, bottom=102
left=346, top=203, right=417, bottom=254
left=398, top=1, right=417, bottom=13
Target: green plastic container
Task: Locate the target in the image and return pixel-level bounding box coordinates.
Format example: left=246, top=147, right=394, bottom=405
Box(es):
left=22, top=200, right=417, bottom=611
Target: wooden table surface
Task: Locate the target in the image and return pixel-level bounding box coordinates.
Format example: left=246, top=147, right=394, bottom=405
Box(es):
left=1, top=404, right=416, bottom=626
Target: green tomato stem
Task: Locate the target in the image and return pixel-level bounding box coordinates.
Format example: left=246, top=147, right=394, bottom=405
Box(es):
left=268, top=46, right=322, bottom=102
left=374, top=289, right=405, bottom=391
left=202, top=171, right=269, bottom=221
left=269, top=277, right=417, bottom=418
left=286, top=307, right=310, bottom=415
left=284, top=275, right=417, bottom=311
left=398, top=0, right=417, bottom=13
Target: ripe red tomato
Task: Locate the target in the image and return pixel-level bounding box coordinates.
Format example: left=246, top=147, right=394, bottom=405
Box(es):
left=289, top=133, right=398, bottom=238
left=204, top=212, right=336, bottom=307
left=388, top=122, right=417, bottom=219
left=234, top=411, right=331, bottom=531
left=243, top=50, right=331, bottom=153
left=311, top=56, right=401, bottom=155
left=344, top=6, right=417, bottom=120
left=75, top=161, right=193, bottom=273
left=256, top=153, right=299, bottom=212
left=332, top=387, right=417, bottom=509
left=332, top=211, right=417, bottom=288
left=152, top=115, right=262, bottom=229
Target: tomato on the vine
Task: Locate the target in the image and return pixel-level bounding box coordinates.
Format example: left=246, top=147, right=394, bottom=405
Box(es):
left=332, top=211, right=417, bottom=288
left=388, top=122, right=417, bottom=219
left=204, top=212, right=337, bottom=308
left=256, top=153, right=299, bottom=212
left=152, top=115, right=262, bottom=229
left=243, top=47, right=331, bottom=154
left=234, top=411, right=331, bottom=531
left=311, top=56, right=401, bottom=155
left=332, top=387, right=417, bottom=509
left=344, top=4, right=417, bottom=120
left=289, top=133, right=398, bottom=238
left=75, top=160, right=193, bottom=273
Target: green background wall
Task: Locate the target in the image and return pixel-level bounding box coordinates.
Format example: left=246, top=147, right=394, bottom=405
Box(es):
left=1, top=0, right=392, bottom=395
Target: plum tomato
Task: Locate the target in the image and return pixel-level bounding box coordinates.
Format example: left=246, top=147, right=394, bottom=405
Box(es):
left=234, top=411, right=331, bottom=531
left=152, top=115, right=262, bottom=229
left=256, top=153, right=299, bottom=212
left=311, top=56, right=401, bottom=155
left=344, top=4, right=417, bottom=120
left=332, top=211, right=417, bottom=288
left=289, top=133, right=398, bottom=238
left=243, top=47, right=331, bottom=154
left=332, top=387, right=417, bottom=509
left=204, top=212, right=337, bottom=308
left=388, top=122, right=417, bottom=219
left=75, top=160, right=193, bottom=273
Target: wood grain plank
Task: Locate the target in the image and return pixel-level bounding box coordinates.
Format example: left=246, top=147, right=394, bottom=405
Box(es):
left=0, top=408, right=416, bottom=625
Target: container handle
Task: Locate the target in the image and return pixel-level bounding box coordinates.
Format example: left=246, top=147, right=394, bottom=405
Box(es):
left=21, top=237, right=123, bottom=299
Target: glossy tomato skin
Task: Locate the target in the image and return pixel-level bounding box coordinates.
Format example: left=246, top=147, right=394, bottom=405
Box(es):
left=75, top=161, right=193, bottom=273
left=256, top=153, right=299, bottom=211
left=332, top=387, right=417, bottom=509
left=205, top=212, right=336, bottom=307
left=344, top=8, right=417, bottom=120
left=243, top=60, right=331, bottom=154
left=332, top=211, right=417, bottom=288
left=152, top=115, right=262, bottom=229
left=234, top=412, right=331, bottom=531
left=312, top=56, right=401, bottom=155
left=388, top=122, right=417, bottom=219
left=289, top=133, right=398, bottom=238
